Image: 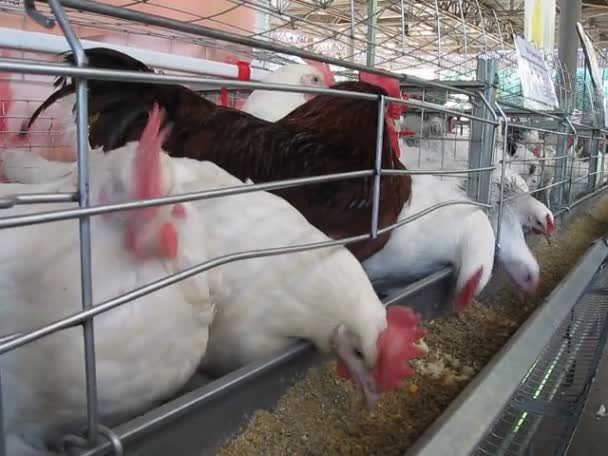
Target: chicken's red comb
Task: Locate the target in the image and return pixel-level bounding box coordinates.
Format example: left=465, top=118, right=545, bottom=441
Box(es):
left=359, top=72, right=405, bottom=122
left=374, top=306, right=426, bottom=392
left=532, top=145, right=541, bottom=158
left=546, top=213, right=555, bottom=234
left=359, top=72, right=401, bottom=99
left=303, top=58, right=336, bottom=86
left=126, top=103, right=179, bottom=259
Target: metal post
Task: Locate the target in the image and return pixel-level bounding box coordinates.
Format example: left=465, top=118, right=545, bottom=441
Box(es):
left=552, top=119, right=573, bottom=209
left=0, top=371, right=5, bottom=456
left=349, top=0, right=356, bottom=63
left=371, top=95, right=386, bottom=239
left=45, top=0, right=99, bottom=448
left=366, top=0, right=377, bottom=67
left=467, top=57, right=497, bottom=205
left=558, top=0, right=582, bottom=102
left=587, top=89, right=603, bottom=192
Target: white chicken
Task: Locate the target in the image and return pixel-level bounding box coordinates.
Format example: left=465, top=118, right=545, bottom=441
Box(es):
left=400, top=112, right=446, bottom=139
left=489, top=204, right=540, bottom=293
left=495, top=132, right=543, bottom=193
left=400, top=135, right=554, bottom=237
left=0, top=130, right=428, bottom=411
left=363, top=174, right=496, bottom=312
left=240, top=61, right=335, bottom=121
left=399, top=136, right=549, bottom=294
left=170, top=158, right=426, bottom=404
left=488, top=173, right=543, bottom=293
left=0, top=106, right=218, bottom=455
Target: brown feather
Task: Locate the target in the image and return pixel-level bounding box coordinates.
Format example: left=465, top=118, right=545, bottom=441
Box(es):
left=25, top=49, right=411, bottom=260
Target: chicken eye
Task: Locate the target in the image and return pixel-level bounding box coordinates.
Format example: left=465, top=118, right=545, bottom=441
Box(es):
left=312, top=75, right=320, bottom=83
left=354, top=348, right=364, bottom=359
left=529, top=164, right=537, bottom=175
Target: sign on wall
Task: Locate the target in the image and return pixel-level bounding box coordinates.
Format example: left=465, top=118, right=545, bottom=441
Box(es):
left=576, top=23, right=607, bottom=128
left=514, top=35, right=559, bottom=110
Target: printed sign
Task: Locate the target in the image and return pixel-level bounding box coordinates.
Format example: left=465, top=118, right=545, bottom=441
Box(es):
left=576, top=23, right=607, bottom=128
left=577, top=22, right=603, bottom=92
left=514, top=35, right=559, bottom=110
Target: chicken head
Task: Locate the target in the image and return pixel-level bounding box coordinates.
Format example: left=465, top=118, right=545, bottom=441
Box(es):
left=334, top=306, right=426, bottom=408
left=358, top=72, right=405, bottom=159
left=301, top=58, right=336, bottom=99
left=100, top=103, right=186, bottom=259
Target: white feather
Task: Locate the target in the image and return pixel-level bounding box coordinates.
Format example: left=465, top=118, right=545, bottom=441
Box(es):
left=363, top=174, right=495, bottom=300
left=241, top=63, right=327, bottom=122
left=0, top=143, right=217, bottom=454
left=171, top=157, right=388, bottom=377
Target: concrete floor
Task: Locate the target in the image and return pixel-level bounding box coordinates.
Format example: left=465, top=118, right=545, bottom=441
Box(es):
left=567, top=342, right=608, bottom=455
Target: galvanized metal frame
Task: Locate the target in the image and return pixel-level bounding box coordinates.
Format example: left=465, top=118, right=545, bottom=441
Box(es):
left=405, top=238, right=608, bottom=456
left=0, top=1, right=503, bottom=454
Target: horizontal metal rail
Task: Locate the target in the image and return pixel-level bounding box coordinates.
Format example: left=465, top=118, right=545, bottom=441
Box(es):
left=46, top=0, right=480, bottom=97
left=0, top=194, right=486, bottom=352
left=0, top=171, right=373, bottom=228
left=405, top=238, right=608, bottom=456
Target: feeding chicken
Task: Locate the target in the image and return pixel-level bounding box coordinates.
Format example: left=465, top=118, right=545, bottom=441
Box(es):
left=488, top=173, right=543, bottom=293
left=171, top=157, right=426, bottom=406
left=398, top=131, right=551, bottom=295
left=489, top=204, right=540, bottom=294
left=241, top=60, right=335, bottom=121
left=1, top=136, right=428, bottom=411
left=0, top=106, right=218, bottom=455
left=21, top=47, right=411, bottom=261
left=363, top=174, right=496, bottom=312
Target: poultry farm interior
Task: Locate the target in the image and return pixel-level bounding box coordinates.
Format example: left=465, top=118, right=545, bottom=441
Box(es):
left=0, top=0, right=608, bottom=455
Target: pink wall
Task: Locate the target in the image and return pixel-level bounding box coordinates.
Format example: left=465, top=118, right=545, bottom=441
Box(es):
left=0, top=0, right=256, bottom=176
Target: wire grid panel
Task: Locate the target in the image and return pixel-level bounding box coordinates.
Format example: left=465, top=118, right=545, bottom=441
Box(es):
left=0, top=0, right=518, bottom=80
left=0, top=52, right=76, bottom=169
left=474, top=261, right=608, bottom=456
left=0, top=3, right=504, bottom=455
left=399, top=89, right=476, bottom=188
left=498, top=121, right=567, bottom=208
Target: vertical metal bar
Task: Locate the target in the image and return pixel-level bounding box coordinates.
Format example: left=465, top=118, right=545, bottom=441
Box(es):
left=366, top=0, right=378, bottom=67
left=588, top=88, right=602, bottom=192
left=0, top=371, right=5, bottom=456
left=349, top=0, right=356, bottom=63
left=556, top=118, right=577, bottom=209
left=46, top=0, right=98, bottom=447
left=494, top=104, right=509, bottom=246
left=457, top=0, right=469, bottom=71
left=492, top=8, right=504, bottom=51
left=371, top=95, right=386, bottom=239
left=467, top=57, right=497, bottom=205
left=400, top=0, right=406, bottom=54
left=434, top=0, right=442, bottom=79
left=473, top=0, right=488, bottom=52
left=588, top=131, right=601, bottom=193
left=558, top=0, right=582, bottom=100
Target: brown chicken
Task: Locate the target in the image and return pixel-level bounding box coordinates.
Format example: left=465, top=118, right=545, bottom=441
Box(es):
left=24, top=48, right=411, bottom=260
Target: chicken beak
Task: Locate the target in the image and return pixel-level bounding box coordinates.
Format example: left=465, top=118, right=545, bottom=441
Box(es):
left=333, top=326, right=380, bottom=409
left=354, top=367, right=379, bottom=409
left=338, top=354, right=379, bottom=409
